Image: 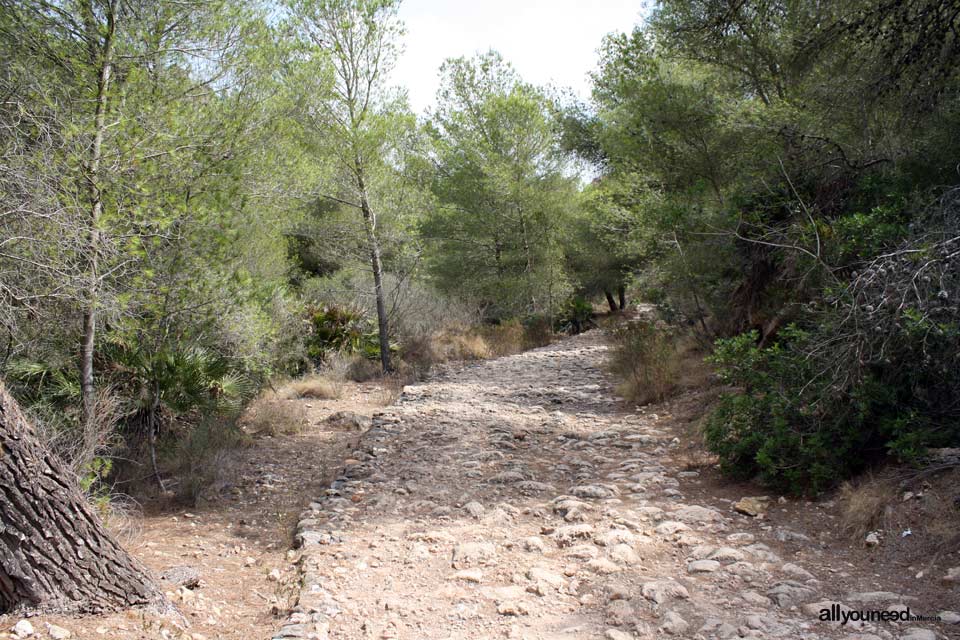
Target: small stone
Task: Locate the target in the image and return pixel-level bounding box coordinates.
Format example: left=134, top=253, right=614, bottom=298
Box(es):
left=767, top=581, right=816, bottom=607
left=565, top=544, right=599, bottom=559
left=571, top=484, right=615, bottom=499
left=11, top=620, right=34, bottom=638
left=587, top=557, right=622, bottom=574
left=606, top=583, right=631, bottom=601
left=938, top=610, right=959, bottom=624
left=527, top=567, right=565, bottom=590
left=845, top=591, right=915, bottom=604
left=641, top=580, right=690, bottom=604
left=655, top=521, right=690, bottom=535
left=497, top=600, right=530, bottom=616
left=708, top=547, right=745, bottom=562
left=608, top=543, right=640, bottom=565
left=46, top=625, right=71, bottom=640
left=865, top=532, right=881, bottom=547
left=464, top=501, right=485, bottom=518
left=660, top=611, right=689, bottom=635
left=733, top=496, right=770, bottom=517
left=523, top=536, right=546, bottom=553
left=452, top=569, right=483, bottom=583
left=452, top=541, right=497, bottom=567
left=160, top=565, right=202, bottom=589
left=488, top=471, right=525, bottom=484
left=552, top=524, right=595, bottom=546
left=773, top=528, right=811, bottom=543
left=726, top=532, right=755, bottom=544
left=604, top=630, right=634, bottom=640
left=672, top=505, right=723, bottom=524
left=781, top=562, right=816, bottom=581
left=688, top=560, right=721, bottom=573
left=605, top=600, right=635, bottom=625
left=900, top=629, right=937, bottom=640
left=268, top=568, right=282, bottom=582
left=741, top=590, right=772, bottom=606
left=942, top=566, right=960, bottom=584
left=595, top=528, right=636, bottom=547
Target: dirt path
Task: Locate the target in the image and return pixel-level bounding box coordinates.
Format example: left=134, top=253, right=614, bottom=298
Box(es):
left=277, top=332, right=956, bottom=640
left=2, top=332, right=955, bottom=640
left=0, top=384, right=390, bottom=640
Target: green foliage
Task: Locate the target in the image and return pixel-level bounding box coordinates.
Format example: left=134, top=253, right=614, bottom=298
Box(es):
left=556, top=297, right=595, bottom=334
left=305, top=305, right=383, bottom=362
left=704, top=309, right=960, bottom=494
left=423, top=52, right=578, bottom=318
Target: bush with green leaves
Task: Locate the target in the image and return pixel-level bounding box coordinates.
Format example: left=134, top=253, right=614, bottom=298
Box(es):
left=556, top=297, right=595, bottom=334
left=305, top=305, right=389, bottom=363
left=705, top=299, right=959, bottom=495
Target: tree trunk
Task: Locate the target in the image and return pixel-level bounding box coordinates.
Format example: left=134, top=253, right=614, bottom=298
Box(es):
left=617, top=286, right=627, bottom=311
left=80, top=8, right=116, bottom=425
left=355, top=168, right=392, bottom=373
left=604, top=291, right=618, bottom=313
left=0, top=381, right=165, bottom=614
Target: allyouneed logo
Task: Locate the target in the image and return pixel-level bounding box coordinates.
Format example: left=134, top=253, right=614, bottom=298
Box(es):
left=818, top=604, right=941, bottom=626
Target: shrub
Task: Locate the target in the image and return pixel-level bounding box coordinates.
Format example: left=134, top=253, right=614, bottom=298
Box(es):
left=607, top=320, right=680, bottom=405
left=167, top=417, right=249, bottom=505
left=305, top=305, right=380, bottom=362
left=284, top=375, right=343, bottom=400
left=479, top=317, right=555, bottom=357
left=704, top=324, right=959, bottom=495
left=556, top=296, right=595, bottom=334
left=243, top=391, right=308, bottom=436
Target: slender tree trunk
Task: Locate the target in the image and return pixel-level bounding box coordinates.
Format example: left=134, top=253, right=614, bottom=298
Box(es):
left=617, top=286, right=626, bottom=311
left=80, top=10, right=116, bottom=425
left=355, top=167, right=392, bottom=373
left=604, top=290, right=618, bottom=313
left=0, top=381, right=165, bottom=614
left=517, top=204, right=535, bottom=311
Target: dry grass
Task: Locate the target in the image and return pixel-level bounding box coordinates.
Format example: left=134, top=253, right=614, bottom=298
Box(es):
left=607, top=321, right=711, bottom=407
left=427, top=331, right=492, bottom=361
left=479, top=319, right=555, bottom=357
left=283, top=375, right=343, bottom=400
left=371, top=375, right=406, bottom=406
left=838, top=475, right=897, bottom=539
left=396, top=320, right=555, bottom=377
left=243, top=391, right=308, bottom=436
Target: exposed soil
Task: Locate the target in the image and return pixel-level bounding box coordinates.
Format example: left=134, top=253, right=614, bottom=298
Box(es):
left=0, top=382, right=394, bottom=640
left=2, top=331, right=958, bottom=640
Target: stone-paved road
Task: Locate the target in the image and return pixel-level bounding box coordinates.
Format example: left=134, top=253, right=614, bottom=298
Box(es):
left=274, top=332, right=952, bottom=640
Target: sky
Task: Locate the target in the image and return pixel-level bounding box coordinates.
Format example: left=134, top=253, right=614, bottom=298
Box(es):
left=392, top=0, right=649, bottom=115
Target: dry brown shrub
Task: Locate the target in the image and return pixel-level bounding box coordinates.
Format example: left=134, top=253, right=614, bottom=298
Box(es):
left=608, top=322, right=710, bottom=406
left=284, top=375, right=343, bottom=400
left=429, top=330, right=491, bottom=361
left=480, top=320, right=527, bottom=357
left=838, top=475, right=897, bottom=539
left=243, top=391, right=308, bottom=436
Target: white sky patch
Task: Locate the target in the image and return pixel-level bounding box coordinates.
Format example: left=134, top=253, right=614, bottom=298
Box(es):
left=392, top=0, right=649, bottom=114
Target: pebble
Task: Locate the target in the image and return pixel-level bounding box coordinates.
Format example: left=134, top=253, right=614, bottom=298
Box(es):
left=660, top=611, right=689, bottom=635
left=46, top=625, right=71, bottom=640
left=11, top=620, right=33, bottom=638
left=688, top=559, right=721, bottom=573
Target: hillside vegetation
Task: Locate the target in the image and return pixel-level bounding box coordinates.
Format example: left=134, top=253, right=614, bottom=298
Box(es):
left=1, top=0, right=958, bottom=502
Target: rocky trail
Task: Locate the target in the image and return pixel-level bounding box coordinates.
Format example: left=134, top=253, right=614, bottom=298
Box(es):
left=2, top=331, right=956, bottom=640
left=275, top=332, right=958, bottom=640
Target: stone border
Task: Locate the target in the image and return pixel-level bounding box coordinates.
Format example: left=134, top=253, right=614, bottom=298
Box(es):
left=271, top=414, right=404, bottom=640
